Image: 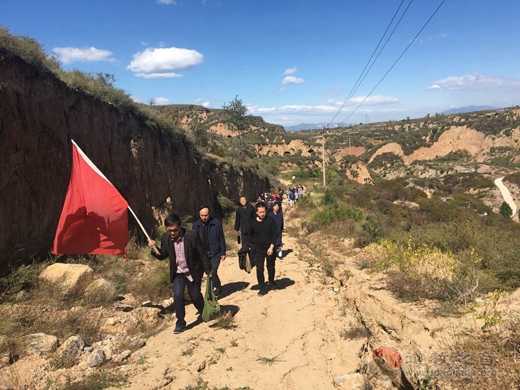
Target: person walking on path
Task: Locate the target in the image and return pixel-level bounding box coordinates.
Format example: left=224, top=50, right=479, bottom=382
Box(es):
left=269, top=202, right=284, bottom=258
left=192, top=206, right=226, bottom=296
left=234, top=196, right=255, bottom=270
left=288, top=188, right=296, bottom=207
left=148, top=213, right=211, bottom=334
left=248, top=202, right=278, bottom=296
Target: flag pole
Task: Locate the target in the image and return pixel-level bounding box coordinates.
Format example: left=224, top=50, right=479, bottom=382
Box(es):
left=70, top=139, right=153, bottom=243
left=128, top=206, right=152, bottom=243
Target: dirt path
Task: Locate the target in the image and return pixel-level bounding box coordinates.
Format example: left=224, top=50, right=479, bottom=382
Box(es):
left=495, top=177, right=518, bottom=218
left=118, top=213, right=363, bottom=389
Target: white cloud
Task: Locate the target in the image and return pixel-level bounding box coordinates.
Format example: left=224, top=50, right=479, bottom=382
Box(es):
left=158, top=0, right=176, bottom=4
left=135, top=72, right=182, bottom=79
left=247, top=95, right=402, bottom=125
left=348, top=95, right=399, bottom=105
left=282, top=75, right=305, bottom=86
left=428, top=73, right=520, bottom=91
left=328, top=95, right=400, bottom=106
left=52, top=47, right=114, bottom=64
left=128, top=47, right=203, bottom=78
left=248, top=95, right=399, bottom=116
left=150, top=97, right=170, bottom=105
left=130, top=95, right=144, bottom=103
left=195, top=98, right=210, bottom=107
left=283, top=67, right=298, bottom=76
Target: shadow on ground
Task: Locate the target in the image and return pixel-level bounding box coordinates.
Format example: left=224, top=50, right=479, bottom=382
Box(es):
left=218, top=281, right=250, bottom=299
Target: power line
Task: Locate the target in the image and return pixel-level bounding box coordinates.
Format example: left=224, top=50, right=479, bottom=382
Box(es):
left=348, top=0, right=414, bottom=108
left=341, top=0, right=448, bottom=124
left=326, top=0, right=410, bottom=128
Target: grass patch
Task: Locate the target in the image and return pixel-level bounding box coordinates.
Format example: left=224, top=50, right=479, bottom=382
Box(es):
left=256, top=355, right=284, bottom=366
left=61, top=370, right=127, bottom=390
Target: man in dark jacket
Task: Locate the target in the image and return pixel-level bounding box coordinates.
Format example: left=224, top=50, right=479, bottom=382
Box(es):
left=192, top=206, right=226, bottom=296
left=148, top=213, right=211, bottom=333
left=269, top=201, right=284, bottom=258
left=234, top=196, right=255, bottom=265
left=248, top=202, right=278, bottom=296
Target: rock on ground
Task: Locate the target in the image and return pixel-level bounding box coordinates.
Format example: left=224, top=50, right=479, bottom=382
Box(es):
left=56, top=335, right=85, bottom=362
left=86, top=349, right=105, bottom=367
left=22, top=333, right=58, bottom=355
left=84, top=278, right=117, bottom=303
left=39, top=263, right=93, bottom=293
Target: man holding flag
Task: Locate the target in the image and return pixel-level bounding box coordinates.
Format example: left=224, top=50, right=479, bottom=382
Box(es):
left=148, top=214, right=211, bottom=333
left=52, top=140, right=211, bottom=334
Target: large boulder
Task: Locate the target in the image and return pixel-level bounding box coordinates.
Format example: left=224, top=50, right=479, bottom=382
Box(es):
left=22, top=333, right=58, bottom=355
left=84, top=278, right=117, bottom=304
left=39, top=263, right=93, bottom=293
left=55, top=335, right=85, bottom=365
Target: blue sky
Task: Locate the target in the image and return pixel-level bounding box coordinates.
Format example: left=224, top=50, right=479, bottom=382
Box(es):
left=2, top=0, right=520, bottom=126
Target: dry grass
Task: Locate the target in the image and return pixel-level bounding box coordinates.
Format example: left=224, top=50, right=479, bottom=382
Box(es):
left=360, top=241, right=484, bottom=305
left=434, top=316, right=520, bottom=389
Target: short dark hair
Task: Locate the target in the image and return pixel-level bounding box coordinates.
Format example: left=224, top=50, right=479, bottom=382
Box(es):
left=164, top=213, right=182, bottom=227
left=255, top=201, right=267, bottom=211
left=199, top=205, right=210, bottom=212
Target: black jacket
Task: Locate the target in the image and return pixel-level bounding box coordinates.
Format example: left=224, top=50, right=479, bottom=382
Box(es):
left=151, top=229, right=211, bottom=283
left=248, top=216, right=278, bottom=250
left=234, top=204, right=255, bottom=233
left=192, top=217, right=227, bottom=258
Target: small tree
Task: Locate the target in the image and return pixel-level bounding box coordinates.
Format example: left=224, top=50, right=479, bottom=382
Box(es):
left=500, top=202, right=513, bottom=218
left=223, top=95, right=247, bottom=118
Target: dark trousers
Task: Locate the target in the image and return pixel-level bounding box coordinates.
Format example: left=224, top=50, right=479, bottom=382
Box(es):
left=253, top=247, right=276, bottom=287
left=172, top=274, right=203, bottom=326
left=210, top=255, right=222, bottom=290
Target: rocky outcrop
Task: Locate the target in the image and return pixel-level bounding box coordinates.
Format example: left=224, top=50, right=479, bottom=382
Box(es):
left=0, top=49, right=270, bottom=274
left=256, top=139, right=317, bottom=157
left=369, top=126, right=520, bottom=167
left=208, top=122, right=239, bottom=137
left=346, top=162, right=373, bottom=185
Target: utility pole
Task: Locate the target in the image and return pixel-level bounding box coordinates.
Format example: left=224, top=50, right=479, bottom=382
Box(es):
left=321, top=127, right=327, bottom=188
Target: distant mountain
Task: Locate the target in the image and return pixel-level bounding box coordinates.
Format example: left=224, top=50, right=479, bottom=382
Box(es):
left=441, top=105, right=497, bottom=115
left=285, top=122, right=351, bottom=132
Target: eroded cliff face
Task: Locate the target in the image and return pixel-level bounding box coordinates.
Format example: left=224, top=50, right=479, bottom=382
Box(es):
left=0, top=49, right=269, bottom=274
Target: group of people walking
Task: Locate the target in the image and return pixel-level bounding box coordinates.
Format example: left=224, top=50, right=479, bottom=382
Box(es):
left=148, top=191, right=292, bottom=334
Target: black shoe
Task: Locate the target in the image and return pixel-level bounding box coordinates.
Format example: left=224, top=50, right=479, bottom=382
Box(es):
left=258, top=286, right=268, bottom=296
left=174, top=321, right=186, bottom=334
left=268, top=280, right=278, bottom=290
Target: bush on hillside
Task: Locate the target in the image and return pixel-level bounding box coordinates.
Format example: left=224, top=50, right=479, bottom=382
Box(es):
left=59, top=71, right=134, bottom=108
left=0, top=26, right=60, bottom=73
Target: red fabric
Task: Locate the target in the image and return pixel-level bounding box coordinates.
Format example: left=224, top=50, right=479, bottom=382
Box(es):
left=373, top=347, right=403, bottom=369
left=52, top=143, right=129, bottom=255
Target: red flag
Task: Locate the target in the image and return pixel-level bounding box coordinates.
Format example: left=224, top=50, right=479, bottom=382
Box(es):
left=52, top=141, right=129, bottom=255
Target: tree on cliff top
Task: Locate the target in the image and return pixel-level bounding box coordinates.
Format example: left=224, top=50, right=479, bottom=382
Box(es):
left=223, top=95, right=247, bottom=119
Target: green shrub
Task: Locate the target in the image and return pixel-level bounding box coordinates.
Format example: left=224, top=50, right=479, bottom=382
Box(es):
left=500, top=202, right=513, bottom=218
left=308, top=203, right=363, bottom=232
left=0, top=263, right=40, bottom=297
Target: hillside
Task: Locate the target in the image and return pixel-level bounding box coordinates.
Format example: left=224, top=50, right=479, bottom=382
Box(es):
left=0, top=34, right=270, bottom=275
left=260, top=107, right=520, bottom=215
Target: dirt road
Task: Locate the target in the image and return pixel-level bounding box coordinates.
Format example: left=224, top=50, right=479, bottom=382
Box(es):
left=118, top=214, right=364, bottom=390
left=495, top=177, right=518, bottom=218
